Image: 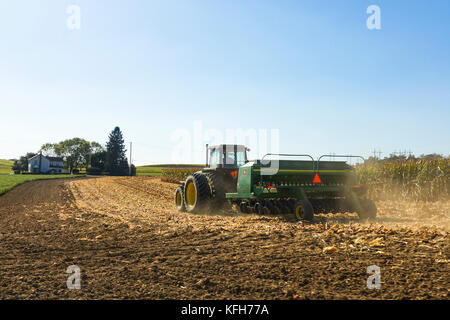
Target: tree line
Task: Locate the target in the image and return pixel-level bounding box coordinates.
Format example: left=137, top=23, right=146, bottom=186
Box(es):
left=364, top=153, right=448, bottom=165
left=13, top=126, right=135, bottom=176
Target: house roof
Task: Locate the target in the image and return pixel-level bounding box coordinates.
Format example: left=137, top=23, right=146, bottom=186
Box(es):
left=28, top=154, right=41, bottom=161
left=28, top=154, right=63, bottom=162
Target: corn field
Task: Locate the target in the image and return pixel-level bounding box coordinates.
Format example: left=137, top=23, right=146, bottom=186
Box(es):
left=161, top=168, right=203, bottom=184
left=356, top=158, right=450, bottom=202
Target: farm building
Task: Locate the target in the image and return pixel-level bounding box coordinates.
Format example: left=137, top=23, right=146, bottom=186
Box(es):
left=28, top=154, right=68, bottom=174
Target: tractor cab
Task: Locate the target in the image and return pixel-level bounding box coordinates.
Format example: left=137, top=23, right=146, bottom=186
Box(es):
left=206, top=144, right=249, bottom=169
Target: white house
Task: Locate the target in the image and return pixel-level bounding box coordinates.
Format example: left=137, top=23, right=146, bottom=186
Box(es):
left=28, top=154, right=68, bottom=174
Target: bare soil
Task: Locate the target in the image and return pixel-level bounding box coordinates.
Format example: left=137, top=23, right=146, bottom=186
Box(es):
left=0, top=176, right=448, bottom=299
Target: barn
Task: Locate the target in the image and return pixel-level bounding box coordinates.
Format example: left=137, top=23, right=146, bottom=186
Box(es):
left=28, top=154, right=68, bottom=174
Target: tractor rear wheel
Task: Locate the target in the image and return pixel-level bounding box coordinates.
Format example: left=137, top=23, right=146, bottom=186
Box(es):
left=183, top=173, right=211, bottom=213
left=174, top=185, right=186, bottom=212
left=293, top=199, right=314, bottom=222
left=357, top=199, right=377, bottom=220
left=205, top=171, right=226, bottom=209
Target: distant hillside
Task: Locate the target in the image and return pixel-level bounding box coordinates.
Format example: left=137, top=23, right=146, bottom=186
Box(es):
left=0, top=159, right=13, bottom=174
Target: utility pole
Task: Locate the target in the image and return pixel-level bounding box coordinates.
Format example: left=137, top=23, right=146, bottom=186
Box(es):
left=407, top=149, right=413, bottom=158
left=129, top=142, right=132, bottom=176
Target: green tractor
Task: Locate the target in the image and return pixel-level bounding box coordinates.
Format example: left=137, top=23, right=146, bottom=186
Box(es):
left=174, top=144, right=376, bottom=222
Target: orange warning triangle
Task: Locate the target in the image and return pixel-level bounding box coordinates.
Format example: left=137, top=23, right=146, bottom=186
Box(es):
left=313, top=173, right=322, bottom=184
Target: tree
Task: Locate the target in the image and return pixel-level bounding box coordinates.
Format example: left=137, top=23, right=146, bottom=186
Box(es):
left=87, top=142, right=105, bottom=171
left=40, top=143, right=57, bottom=157
left=90, top=141, right=104, bottom=154
left=43, top=138, right=84, bottom=173
left=419, top=153, right=443, bottom=161
left=106, top=126, right=129, bottom=176
left=79, top=140, right=93, bottom=171
left=40, top=139, right=104, bottom=173
left=130, top=164, right=136, bottom=176
left=90, top=150, right=107, bottom=172
left=12, top=160, right=21, bottom=173
left=12, top=152, right=36, bottom=173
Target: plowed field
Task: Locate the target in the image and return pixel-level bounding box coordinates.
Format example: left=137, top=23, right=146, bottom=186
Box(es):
left=0, top=177, right=448, bottom=299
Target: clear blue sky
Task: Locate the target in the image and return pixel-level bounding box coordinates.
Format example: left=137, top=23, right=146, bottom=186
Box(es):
left=1, top=1, right=449, bottom=165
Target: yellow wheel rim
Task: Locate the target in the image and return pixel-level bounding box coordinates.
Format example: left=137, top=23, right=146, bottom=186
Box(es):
left=186, top=182, right=197, bottom=206
left=295, top=205, right=304, bottom=220
left=176, top=191, right=182, bottom=206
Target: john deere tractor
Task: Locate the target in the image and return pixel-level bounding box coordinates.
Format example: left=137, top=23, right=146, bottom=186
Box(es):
left=174, top=144, right=376, bottom=221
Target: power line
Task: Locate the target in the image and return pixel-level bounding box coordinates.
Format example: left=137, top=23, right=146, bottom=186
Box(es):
left=371, top=149, right=382, bottom=159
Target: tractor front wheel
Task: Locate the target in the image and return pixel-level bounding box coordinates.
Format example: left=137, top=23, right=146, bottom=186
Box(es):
left=174, top=185, right=186, bottom=212
left=294, top=199, right=314, bottom=222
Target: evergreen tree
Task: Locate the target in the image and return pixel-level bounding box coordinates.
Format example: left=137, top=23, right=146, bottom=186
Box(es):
left=106, top=127, right=129, bottom=175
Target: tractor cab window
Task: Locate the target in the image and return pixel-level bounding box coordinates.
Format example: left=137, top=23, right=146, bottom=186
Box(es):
left=209, top=147, right=247, bottom=168
left=224, top=151, right=236, bottom=166
left=209, top=149, right=221, bottom=168
left=236, top=151, right=246, bottom=166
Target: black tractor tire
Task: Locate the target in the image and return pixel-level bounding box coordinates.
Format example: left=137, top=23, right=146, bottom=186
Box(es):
left=183, top=173, right=211, bottom=213
left=278, top=200, right=290, bottom=214
left=174, top=185, right=186, bottom=212
left=357, top=199, right=377, bottom=220
left=293, top=199, right=314, bottom=222
left=239, top=201, right=250, bottom=213
left=272, top=205, right=281, bottom=215
left=287, top=199, right=297, bottom=213
left=205, top=171, right=226, bottom=209
left=254, top=202, right=263, bottom=215
left=265, top=200, right=276, bottom=214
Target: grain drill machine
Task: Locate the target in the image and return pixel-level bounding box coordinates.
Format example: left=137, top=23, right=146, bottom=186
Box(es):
left=174, top=144, right=376, bottom=221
